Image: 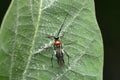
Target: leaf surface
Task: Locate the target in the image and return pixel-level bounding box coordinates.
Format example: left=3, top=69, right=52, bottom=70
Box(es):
left=0, top=0, right=103, bottom=80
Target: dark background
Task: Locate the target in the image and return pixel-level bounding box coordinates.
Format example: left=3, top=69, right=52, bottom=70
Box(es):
left=0, top=0, right=120, bottom=80
left=95, top=0, right=120, bottom=80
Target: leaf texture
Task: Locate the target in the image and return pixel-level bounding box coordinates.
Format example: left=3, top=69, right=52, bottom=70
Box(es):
left=0, top=0, right=103, bottom=80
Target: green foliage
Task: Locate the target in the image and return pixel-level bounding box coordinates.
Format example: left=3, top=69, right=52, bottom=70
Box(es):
left=0, top=0, right=103, bottom=80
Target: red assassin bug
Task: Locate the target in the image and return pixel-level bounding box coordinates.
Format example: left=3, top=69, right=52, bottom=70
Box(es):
left=51, top=14, right=70, bottom=67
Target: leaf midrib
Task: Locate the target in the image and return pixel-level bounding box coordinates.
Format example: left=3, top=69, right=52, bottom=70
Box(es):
left=22, top=0, right=42, bottom=79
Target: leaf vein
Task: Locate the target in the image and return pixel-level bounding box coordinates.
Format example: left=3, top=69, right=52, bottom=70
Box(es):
left=22, top=0, right=42, bottom=79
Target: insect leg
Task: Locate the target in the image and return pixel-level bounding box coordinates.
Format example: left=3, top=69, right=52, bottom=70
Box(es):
left=51, top=53, right=54, bottom=67
left=61, top=45, right=70, bottom=65
left=64, top=50, right=70, bottom=65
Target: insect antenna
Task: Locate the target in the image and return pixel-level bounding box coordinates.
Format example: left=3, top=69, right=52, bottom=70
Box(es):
left=56, top=13, right=69, bottom=37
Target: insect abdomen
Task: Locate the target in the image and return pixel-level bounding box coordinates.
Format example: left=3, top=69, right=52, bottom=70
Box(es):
left=57, top=58, right=64, bottom=66
left=56, top=52, right=64, bottom=66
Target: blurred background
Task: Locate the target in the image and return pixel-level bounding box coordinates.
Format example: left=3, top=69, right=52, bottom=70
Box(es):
left=95, top=0, right=120, bottom=80
left=0, top=0, right=120, bottom=80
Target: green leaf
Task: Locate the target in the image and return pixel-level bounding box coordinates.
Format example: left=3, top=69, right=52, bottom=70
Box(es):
left=0, top=0, right=103, bottom=80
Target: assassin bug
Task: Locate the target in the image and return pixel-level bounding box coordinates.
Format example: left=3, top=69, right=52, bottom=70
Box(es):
left=50, top=14, right=70, bottom=67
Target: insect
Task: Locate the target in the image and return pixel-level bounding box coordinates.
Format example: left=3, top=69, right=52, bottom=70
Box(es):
left=50, top=14, right=70, bottom=67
